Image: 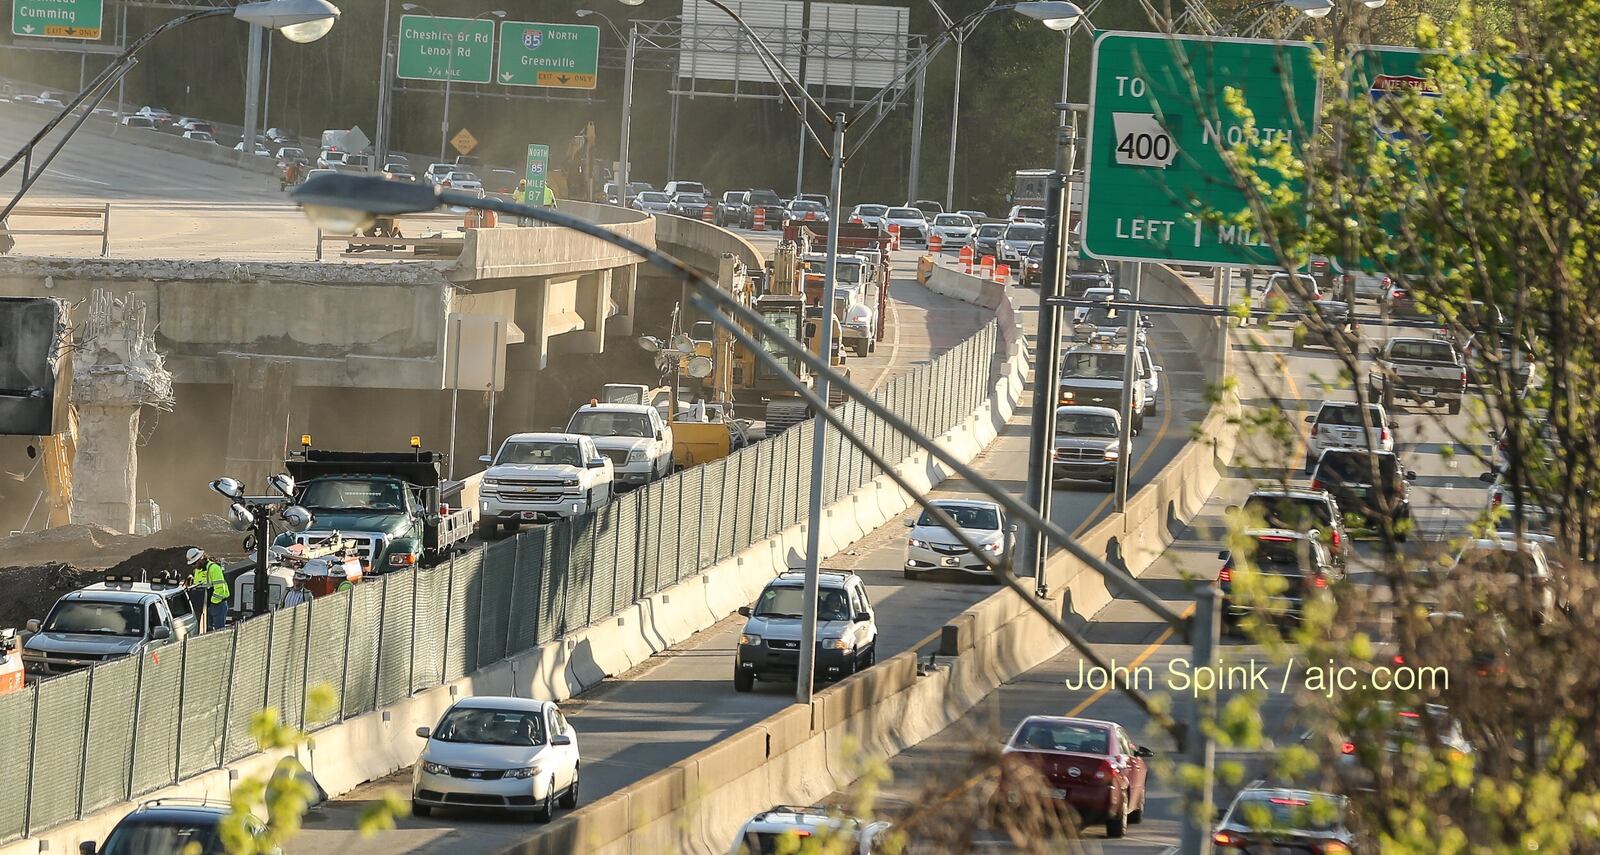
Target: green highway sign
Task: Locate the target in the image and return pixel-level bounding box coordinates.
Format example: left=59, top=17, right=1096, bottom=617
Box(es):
left=396, top=14, right=495, bottom=84
left=497, top=21, right=599, bottom=89
left=1081, top=32, right=1319, bottom=266
left=524, top=144, right=550, bottom=202
left=12, top=0, right=102, bottom=39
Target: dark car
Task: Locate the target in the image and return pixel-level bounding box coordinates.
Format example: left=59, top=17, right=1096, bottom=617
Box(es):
left=81, top=800, right=276, bottom=855
left=908, top=199, right=944, bottom=217
left=1021, top=243, right=1046, bottom=288
left=1211, top=788, right=1355, bottom=853
left=1238, top=487, right=1350, bottom=569
left=973, top=222, right=1006, bottom=260
left=485, top=167, right=520, bottom=196
left=1310, top=448, right=1416, bottom=536
left=670, top=191, right=713, bottom=219
left=715, top=190, right=746, bottom=226
left=1066, top=271, right=1117, bottom=300
left=1291, top=299, right=1358, bottom=351
left=739, top=189, right=785, bottom=228
left=998, top=715, right=1151, bottom=838
left=1217, top=530, right=1340, bottom=632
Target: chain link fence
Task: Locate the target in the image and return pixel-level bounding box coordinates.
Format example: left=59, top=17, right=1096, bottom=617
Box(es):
left=0, top=320, right=1002, bottom=842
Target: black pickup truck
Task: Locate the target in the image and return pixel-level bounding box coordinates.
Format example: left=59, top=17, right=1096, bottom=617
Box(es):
left=1367, top=336, right=1466, bottom=414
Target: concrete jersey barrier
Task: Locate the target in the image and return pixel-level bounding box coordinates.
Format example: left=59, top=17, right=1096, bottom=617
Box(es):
left=499, top=263, right=1241, bottom=855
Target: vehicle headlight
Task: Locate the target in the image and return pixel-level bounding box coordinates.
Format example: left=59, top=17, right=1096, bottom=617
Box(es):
left=628, top=449, right=647, bottom=462
left=483, top=478, right=502, bottom=487
left=1060, top=390, right=1075, bottom=402
left=910, top=538, right=929, bottom=548
left=825, top=638, right=852, bottom=650
left=504, top=766, right=541, bottom=779
left=389, top=552, right=418, bottom=566
left=421, top=761, right=450, bottom=775
left=982, top=541, right=1003, bottom=554
left=739, top=633, right=762, bottom=646
left=563, top=478, right=579, bottom=487
left=1104, top=447, right=1120, bottom=461
left=21, top=648, right=43, bottom=660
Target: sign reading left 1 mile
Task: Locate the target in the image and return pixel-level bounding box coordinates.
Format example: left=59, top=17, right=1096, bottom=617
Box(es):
left=13, top=0, right=103, bottom=39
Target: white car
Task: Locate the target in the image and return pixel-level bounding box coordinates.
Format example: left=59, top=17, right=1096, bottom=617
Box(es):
left=849, top=203, right=888, bottom=229
left=1448, top=538, right=1556, bottom=617
left=439, top=170, right=482, bottom=191
left=1303, top=401, right=1394, bottom=472
left=566, top=402, right=673, bottom=489
left=728, top=805, right=892, bottom=855
left=423, top=162, right=455, bottom=185
left=882, top=206, right=928, bottom=244
left=181, top=130, right=216, bottom=144
left=1137, top=345, right=1161, bottom=416
left=1007, top=204, right=1046, bottom=223
left=234, top=141, right=272, bottom=156
left=412, top=696, right=580, bottom=821
left=903, top=498, right=1016, bottom=580
left=929, top=213, right=976, bottom=248
left=276, top=146, right=306, bottom=161
left=998, top=222, right=1046, bottom=263
left=476, top=432, right=613, bottom=536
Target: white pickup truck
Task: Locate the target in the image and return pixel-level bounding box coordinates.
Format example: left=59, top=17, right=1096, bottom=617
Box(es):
left=566, top=402, right=674, bottom=489
left=477, top=433, right=613, bottom=535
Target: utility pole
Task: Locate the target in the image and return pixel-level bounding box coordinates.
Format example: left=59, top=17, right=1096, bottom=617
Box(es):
left=1179, top=583, right=1220, bottom=855
left=618, top=24, right=637, bottom=196
left=1022, top=172, right=1069, bottom=589
left=1114, top=262, right=1141, bottom=511
left=907, top=61, right=926, bottom=201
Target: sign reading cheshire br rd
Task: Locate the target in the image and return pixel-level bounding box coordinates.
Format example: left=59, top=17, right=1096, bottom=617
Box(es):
left=1081, top=32, right=1319, bottom=266
left=396, top=14, right=495, bottom=84
left=12, top=0, right=102, bottom=39
left=497, top=21, right=599, bottom=89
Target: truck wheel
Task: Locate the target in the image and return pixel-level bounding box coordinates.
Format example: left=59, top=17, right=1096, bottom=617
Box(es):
left=1447, top=399, right=1461, bottom=415
left=734, top=670, right=755, bottom=692
left=868, top=338, right=877, bottom=353
left=475, top=519, right=498, bottom=540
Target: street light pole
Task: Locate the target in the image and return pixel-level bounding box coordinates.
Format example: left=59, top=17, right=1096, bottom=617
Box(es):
left=619, top=24, right=637, bottom=195
left=1114, top=262, right=1141, bottom=511
left=1023, top=172, right=1069, bottom=590
left=795, top=111, right=847, bottom=706
left=944, top=34, right=963, bottom=210
left=242, top=23, right=264, bottom=156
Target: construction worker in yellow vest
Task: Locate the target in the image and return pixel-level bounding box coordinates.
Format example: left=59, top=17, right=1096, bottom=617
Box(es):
left=185, top=547, right=230, bottom=632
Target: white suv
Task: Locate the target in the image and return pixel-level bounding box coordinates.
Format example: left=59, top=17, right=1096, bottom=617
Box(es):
left=1303, top=401, right=1394, bottom=472
left=565, top=402, right=673, bottom=489
left=477, top=433, right=612, bottom=536
left=728, top=805, right=891, bottom=854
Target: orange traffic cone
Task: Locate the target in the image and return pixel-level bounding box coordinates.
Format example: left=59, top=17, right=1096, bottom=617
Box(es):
left=996, top=263, right=1011, bottom=283
left=702, top=205, right=713, bottom=221
left=929, top=233, right=943, bottom=253
left=754, top=207, right=766, bottom=231
left=959, top=244, right=974, bottom=273
left=888, top=223, right=901, bottom=251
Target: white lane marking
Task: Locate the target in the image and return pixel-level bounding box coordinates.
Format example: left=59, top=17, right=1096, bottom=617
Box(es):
left=867, top=287, right=902, bottom=394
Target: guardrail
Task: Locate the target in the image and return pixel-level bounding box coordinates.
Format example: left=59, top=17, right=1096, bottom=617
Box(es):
left=0, top=315, right=1002, bottom=847
left=2, top=205, right=111, bottom=257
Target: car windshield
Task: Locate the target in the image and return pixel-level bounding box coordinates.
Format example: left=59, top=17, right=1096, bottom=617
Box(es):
left=1243, top=495, right=1331, bottom=531
left=1078, top=306, right=1125, bottom=327
left=1004, top=224, right=1045, bottom=241
left=857, top=204, right=887, bottom=215
left=934, top=214, right=971, bottom=226
left=977, top=224, right=1005, bottom=238
left=1228, top=793, right=1344, bottom=832
left=748, top=190, right=782, bottom=204
left=433, top=707, right=546, bottom=746
left=1495, top=505, right=1554, bottom=536
left=282, top=148, right=304, bottom=157
left=1063, top=351, right=1125, bottom=378
left=1267, top=274, right=1318, bottom=291
left=790, top=201, right=825, bottom=212
left=1316, top=451, right=1400, bottom=485
left=1014, top=207, right=1046, bottom=218
left=101, top=819, right=225, bottom=855
left=887, top=207, right=921, bottom=218
left=915, top=504, right=1000, bottom=530
left=677, top=193, right=707, bottom=203
left=495, top=440, right=584, bottom=467
left=299, top=478, right=406, bottom=511
left=1011, top=721, right=1110, bottom=754
left=639, top=192, right=669, bottom=203
left=448, top=171, right=478, bottom=182
left=753, top=584, right=807, bottom=618
left=42, top=600, right=144, bottom=636
left=1316, top=404, right=1385, bottom=427
left=1389, top=339, right=1457, bottom=363
left=628, top=182, right=653, bottom=193
left=1056, top=412, right=1118, bottom=437
left=1026, top=244, right=1045, bottom=259
left=569, top=411, right=653, bottom=437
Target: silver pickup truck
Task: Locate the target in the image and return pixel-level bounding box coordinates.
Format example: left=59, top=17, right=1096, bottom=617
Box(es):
left=1368, top=336, right=1466, bottom=414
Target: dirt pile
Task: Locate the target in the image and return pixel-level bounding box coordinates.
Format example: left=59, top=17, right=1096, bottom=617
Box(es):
left=0, top=516, right=249, bottom=629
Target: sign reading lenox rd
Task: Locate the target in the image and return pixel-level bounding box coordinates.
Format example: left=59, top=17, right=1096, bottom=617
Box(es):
left=12, top=0, right=102, bottom=39
left=396, top=14, right=495, bottom=84
left=497, top=21, right=599, bottom=89
left=1081, top=32, right=1319, bottom=266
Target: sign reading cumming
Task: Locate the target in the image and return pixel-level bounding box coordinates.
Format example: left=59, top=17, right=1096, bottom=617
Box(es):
left=396, top=14, right=495, bottom=84
left=497, top=21, right=599, bottom=89
left=1081, top=32, right=1319, bottom=266
left=12, top=0, right=102, bottom=39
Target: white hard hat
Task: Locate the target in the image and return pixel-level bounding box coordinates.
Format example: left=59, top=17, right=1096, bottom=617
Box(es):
left=186, top=547, right=204, bottom=564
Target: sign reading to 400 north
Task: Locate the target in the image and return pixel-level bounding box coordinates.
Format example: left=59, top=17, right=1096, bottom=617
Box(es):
left=1081, top=32, right=1319, bottom=266
left=497, top=22, right=599, bottom=89
left=12, top=0, right=102, bottom=39
left=395, top=14, right=495, bottom=84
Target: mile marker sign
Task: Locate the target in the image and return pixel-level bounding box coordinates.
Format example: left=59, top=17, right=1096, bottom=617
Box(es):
left=1081, top=32, right=1319, bottom=266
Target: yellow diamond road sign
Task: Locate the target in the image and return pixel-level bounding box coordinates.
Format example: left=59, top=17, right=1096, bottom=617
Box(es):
left=451, top=128, right=477, bottom=156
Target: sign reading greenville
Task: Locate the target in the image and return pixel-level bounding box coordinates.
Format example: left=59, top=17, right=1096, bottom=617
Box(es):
left=12, top=0, right=102, bottom=39
left=396, top=14, right=495, bottom=84
left=1081, top=32, right=1319, bottom=266
left=497, top=21, right=599, bottom=89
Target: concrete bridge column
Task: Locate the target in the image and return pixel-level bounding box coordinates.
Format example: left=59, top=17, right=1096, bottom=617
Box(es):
left=611, top=265, right=637, bottom=336
left=552, top=269, right=610, bottom=355
left=222, top=355, right=294, bottom=493
left=71, top=403, right=142, bottom=532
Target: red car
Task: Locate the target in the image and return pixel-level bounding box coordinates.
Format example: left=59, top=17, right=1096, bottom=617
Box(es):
left=998, top=715, right=1152, bottom=838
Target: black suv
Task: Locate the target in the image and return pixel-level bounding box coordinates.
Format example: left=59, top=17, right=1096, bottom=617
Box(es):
left=1237, top=487, right=1351, bottom=569
left=738, top=189, right=785, bottom=229
left=1310, top=448, right=1417, bottom=537
left=82, top=800, right=275, bottom=855
left=1218, top=530, right=1340, bottom=632
left=715, top=190, right=746, bottom=227
left=1020, top=243, right=1046, bottom=288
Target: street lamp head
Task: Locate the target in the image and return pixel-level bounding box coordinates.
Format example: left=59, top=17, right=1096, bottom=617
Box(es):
left=486, top=10, right=507, bottom=17
left=1361, top=0, right=1387, bottom=7
left=1012, top=1, right=1084, bottom=30
left=292, top=172, right=440, bottom=234
left=401, top=3, right=422, bottom=10
left=616, top=0, right=645, bottom=5
left=576, top=9, right=596, bottom=17
left=267, top=472, right=296, bottom=500
left=210, top=477, right=245, bottom=501
left=233, top=0, right=341, bottom=43
left=228, top=502, right=257, bottom=532
left=1284, top=0, right=1335, bottom=16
